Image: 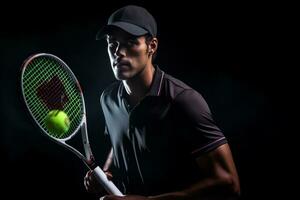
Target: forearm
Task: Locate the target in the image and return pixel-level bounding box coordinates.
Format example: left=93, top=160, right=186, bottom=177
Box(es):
left=148, top=191, right=185, bottom=200
left=103, top=148, right=113, bottom=171
left=148, top=177, right=239, bottom=200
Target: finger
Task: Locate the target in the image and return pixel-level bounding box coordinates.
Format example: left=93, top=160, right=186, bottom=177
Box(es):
left=102, top=195, right=123, bottom=200
left=84, top=170, right=92, bottom=183
left=84, top=177, right=89, bottom=189
left=85, top=179, right=90, bottom=188
left=84, top=178, right=97, bottom=193
left=99, top=196, right=106, bottom=200
left=87, top=170, right=93, bottom=179
left=84, top=180, right=91, bottom=192
left=105, top=171, right=113, bottom=181
left=89, top=171, right=97, bottom=182
left=88, top=170, right=93, bottom=176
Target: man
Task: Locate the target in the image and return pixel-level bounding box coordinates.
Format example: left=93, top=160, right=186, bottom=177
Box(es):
left=84, top=5, right=240, bottom=200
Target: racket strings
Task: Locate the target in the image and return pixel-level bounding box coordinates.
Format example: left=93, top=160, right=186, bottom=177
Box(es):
left=22, top=56, right=83, bottom=139
left=37, top=75, right=69, bottom=109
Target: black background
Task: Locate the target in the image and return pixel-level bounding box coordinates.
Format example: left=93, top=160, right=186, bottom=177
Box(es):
left=1, top=1, right=294, bottom=199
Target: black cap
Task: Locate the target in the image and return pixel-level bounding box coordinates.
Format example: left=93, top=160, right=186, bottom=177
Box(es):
left=96, top=5, right=157, bottom=39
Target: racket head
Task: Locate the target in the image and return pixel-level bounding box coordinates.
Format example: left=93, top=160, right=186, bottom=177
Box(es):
left=21, top=53, right=85, bottom=142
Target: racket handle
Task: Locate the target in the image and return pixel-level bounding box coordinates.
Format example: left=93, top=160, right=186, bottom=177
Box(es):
left=93, top=166, right=124, bottom=196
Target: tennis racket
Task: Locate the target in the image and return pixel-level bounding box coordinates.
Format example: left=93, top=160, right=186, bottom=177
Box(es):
left=21, top=53, right=123, bottom=196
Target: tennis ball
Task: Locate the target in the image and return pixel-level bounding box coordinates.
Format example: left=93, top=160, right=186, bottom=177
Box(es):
left=45, top=110, right=70, bottom=136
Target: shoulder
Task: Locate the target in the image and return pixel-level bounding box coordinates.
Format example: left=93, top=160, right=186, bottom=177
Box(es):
left=163, top=73, right=190, bottom=98
left=163, top=73, right=210, bottom=113
left=164, top=73, right=191, bottom=91
left=163, top=73, right=203, bottom=100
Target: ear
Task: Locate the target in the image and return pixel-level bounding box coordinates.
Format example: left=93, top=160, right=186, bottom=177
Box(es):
left=148, top=38, right=158, bottom=55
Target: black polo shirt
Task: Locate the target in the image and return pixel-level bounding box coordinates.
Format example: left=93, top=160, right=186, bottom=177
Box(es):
left=100, top=66, right=227, bottom=195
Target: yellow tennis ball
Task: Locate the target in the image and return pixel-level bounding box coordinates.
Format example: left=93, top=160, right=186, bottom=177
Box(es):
left=45, top=110, right=70, bottom=136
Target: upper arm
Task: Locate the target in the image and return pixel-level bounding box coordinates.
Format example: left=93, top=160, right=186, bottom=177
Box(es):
left=195, top=143, right=240, bottom=195
left=174, top=89, right=227, bottom=155
left=174, top=89, right=240, bottom=194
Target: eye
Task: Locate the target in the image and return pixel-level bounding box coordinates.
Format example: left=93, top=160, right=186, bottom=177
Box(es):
left=127, top=40, right=134, bottom=45
left=127, top=39, right=138, bottom=47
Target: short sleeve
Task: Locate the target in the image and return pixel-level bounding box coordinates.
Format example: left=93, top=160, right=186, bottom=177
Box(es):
left=174, top=89, right=227, bottom=157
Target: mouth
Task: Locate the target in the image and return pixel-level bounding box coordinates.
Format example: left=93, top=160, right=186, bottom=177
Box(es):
left=114, top=60, right=130, bottom=70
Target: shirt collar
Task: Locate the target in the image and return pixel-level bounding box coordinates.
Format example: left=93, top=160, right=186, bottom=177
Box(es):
left=119, top=65, right=165, bottom=99
left=148, top=65, right=165, bottom=96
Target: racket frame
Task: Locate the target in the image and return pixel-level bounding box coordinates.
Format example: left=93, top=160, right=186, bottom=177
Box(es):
left=21, top=53, right=123, bottom=196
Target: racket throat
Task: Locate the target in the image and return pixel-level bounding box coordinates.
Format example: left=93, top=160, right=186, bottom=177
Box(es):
left=81, top=120, right=95, bottom=168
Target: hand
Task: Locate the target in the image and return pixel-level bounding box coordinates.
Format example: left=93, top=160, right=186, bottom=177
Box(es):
left=100, top=195, right=149, bottom=200
left=84, top=169, right=113, bottom=194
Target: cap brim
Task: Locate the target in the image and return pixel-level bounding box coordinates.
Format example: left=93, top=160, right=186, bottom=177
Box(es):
left=96, top=21, right=148, bottom=40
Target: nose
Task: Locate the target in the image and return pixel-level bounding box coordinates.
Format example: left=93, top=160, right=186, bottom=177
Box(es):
left=114, top=42, right=126, bottom=57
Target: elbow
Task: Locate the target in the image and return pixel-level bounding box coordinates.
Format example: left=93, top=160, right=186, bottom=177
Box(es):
left=229, top=180, right=241, bottom=199
left=221, top=174, right=241, bottom=198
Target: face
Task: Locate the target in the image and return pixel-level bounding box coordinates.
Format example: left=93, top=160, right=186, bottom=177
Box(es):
left=106, top=29, right=152, bottom=80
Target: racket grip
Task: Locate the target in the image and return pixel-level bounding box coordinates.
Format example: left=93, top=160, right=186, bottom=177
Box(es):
left=93, top=166, right=124, bottom=196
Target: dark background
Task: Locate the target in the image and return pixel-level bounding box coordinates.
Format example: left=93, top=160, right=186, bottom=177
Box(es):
left=1, top=1, right=294, bottom=199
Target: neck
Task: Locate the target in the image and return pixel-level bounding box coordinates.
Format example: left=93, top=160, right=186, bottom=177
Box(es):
left=123, top=63, right=155, bottom=106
